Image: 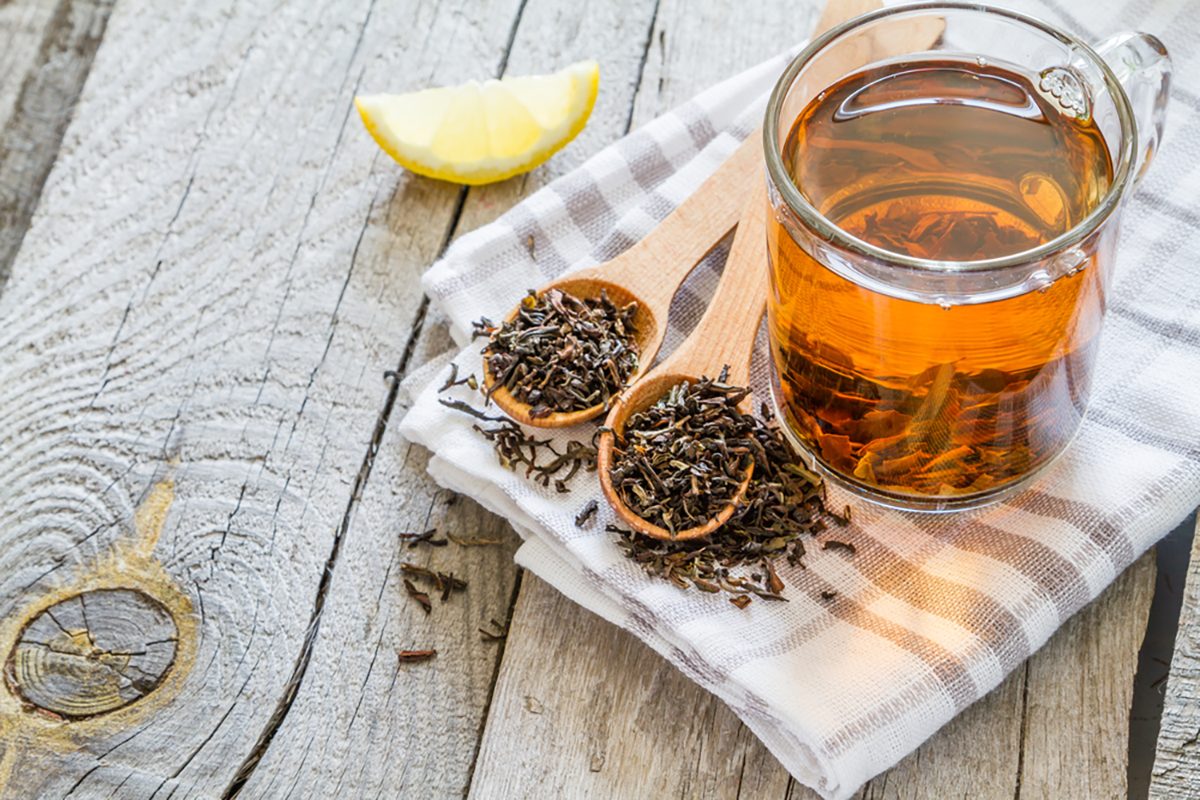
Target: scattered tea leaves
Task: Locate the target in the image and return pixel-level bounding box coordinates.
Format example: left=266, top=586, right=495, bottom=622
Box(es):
left=402, top=562, right=468, bottom=603
left=480, top=288, right=640, bottom=418
left=398, top=649, right=438, bottom=664
left=823, top=539, right=857, bottom=555
left=821, top=590, right=838, bottom=601
left=403, top=578, right=432, bottom=614
left=479, top=618, right=507, bottom=642
left=471, top=419, right=596, bottom=490
left=439, top=397, right=505, bottom=422
left=575, top=499, right=599, bottom=527
left=764, top=560, right=784, bottom=595
left=446, top=531, right=505, bottom=547
left=439, top=363, right=479, bottom=393
left=399, top=528, right=448, bottom=548
left=438, top=368, right=597, bottom=493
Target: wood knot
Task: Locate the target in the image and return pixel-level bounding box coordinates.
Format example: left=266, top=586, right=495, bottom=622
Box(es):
left=4, top=589, right=178, bottom=720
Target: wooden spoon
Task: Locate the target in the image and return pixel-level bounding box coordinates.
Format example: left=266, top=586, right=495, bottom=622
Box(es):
left=484, top=0, right=933, bottom=429
left=597, top=0, right=943, bottom=540
left=597, top=184, right=770, bottom=541
left=484, top=132, right=764, bottom=428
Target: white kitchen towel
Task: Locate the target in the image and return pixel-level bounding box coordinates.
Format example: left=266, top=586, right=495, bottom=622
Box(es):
left=398, top=2, right=1200, bottom=796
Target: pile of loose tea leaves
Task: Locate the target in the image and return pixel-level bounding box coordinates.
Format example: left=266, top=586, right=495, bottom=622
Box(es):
left=475, top=288, right=639, bottom=418
left=434, top=360, right=846, bottom=609
left=438, top=376, right=598, bottom=493
left=608, top=375, right=757, bottom=536
left=608, top=369, right=848, bottom=606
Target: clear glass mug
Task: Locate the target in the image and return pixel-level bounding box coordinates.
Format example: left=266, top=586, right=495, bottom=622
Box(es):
left=763, top=2, right=1171, bottom=512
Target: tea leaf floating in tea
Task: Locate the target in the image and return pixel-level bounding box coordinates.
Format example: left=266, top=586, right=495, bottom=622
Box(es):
left=478, top=288, right=640, bottom=418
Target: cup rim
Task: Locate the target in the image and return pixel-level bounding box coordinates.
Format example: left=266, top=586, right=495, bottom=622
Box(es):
left=762, top=0, right=1137, bottom=275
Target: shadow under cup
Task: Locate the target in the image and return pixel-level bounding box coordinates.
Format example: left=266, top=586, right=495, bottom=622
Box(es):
left=762, top=2, right=1169, bottom=512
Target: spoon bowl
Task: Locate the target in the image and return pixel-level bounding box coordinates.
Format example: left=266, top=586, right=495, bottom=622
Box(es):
left=484, top=276, right=665, bottom=427
left=597, top=370, right=755, bottom=541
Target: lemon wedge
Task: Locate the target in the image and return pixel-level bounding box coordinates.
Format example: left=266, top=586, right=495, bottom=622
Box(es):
left=356, top=60, right=599, bottom=186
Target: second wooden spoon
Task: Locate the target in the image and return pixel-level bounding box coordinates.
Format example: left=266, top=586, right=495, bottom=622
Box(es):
left=597, top=183, right=769, bottom=541
left=484, top=133, right=763, bottom=427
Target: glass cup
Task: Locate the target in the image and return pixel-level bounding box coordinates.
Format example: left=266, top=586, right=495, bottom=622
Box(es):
left=763, top=2, right=1171, bottom=512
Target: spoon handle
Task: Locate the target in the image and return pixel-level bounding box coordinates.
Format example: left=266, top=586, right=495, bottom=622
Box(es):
left=661, top=182, right=769, bottom=388
left=595, top=131, right=763, bottom=313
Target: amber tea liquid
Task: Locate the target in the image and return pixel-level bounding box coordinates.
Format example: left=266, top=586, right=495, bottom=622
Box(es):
left=767, top=58, right=1114, bottom=503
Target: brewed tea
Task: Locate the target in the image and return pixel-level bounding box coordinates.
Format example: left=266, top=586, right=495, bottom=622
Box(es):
left=767, top=58, right=1114, bottom=500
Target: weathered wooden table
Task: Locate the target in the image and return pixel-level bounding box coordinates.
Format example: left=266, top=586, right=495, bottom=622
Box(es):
left=1, top=1, right=1198, bottom=797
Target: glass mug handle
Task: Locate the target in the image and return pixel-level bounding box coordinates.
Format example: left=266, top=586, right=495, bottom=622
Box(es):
left=1095, top=31, right=1172, bottom=184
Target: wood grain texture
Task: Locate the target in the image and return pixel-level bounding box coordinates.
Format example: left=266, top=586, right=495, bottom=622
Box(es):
left=231, top=0, right=669, bottom=796
left=1150, top=515, right=1200, bottom=800
left=469, top=574, right=793, bottom=800
left=0, top=0, right=515, bottom=796
left=0, top=0, right=113, bottom=285
left=471, top=0, right=811, bottom=794
left=1019, top=551, right=1156, bottom=799
left=0, top=0, right=57, bottom=129
left=6, top=588, right=177, bottom=719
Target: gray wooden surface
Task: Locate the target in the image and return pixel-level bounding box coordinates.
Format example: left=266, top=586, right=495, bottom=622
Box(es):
left=1151, top=516, right=1200, bottom=799
left=0, top=0, right=1189, bottom=798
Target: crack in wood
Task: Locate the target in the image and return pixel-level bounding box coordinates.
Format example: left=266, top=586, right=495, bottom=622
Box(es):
left=218, top=1, right=538, bottom=790
left=220, top=184, right=463, bottom=800
left=0, top=0, right=114, bottom=291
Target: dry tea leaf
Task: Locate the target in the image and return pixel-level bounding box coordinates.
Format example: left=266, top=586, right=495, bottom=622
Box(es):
left=403, top=579, right=432, bottom=614
left=481, top=288, right=639, bottom=418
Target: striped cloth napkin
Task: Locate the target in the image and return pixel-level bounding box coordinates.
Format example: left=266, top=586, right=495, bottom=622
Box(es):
left=398, top=3, right=1200, bottom=795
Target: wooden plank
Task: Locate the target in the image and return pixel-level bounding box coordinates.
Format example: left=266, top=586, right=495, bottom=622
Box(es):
left=0, top=1, right=57, bottom=128
left=0, top=0, right=114, bottom=285
left=0, top=0, right=521, bottom=796
left=469, top=0, right=811, bottom=794
left=1019, top=551, right=1156, bottom=798
left=469, top=575, right=793, bottom=799
left=229, top=0, right=667, bottom=796
left=1150, top=515, right=1200, bottom=799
